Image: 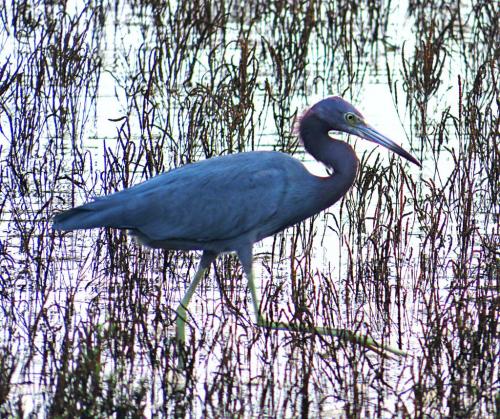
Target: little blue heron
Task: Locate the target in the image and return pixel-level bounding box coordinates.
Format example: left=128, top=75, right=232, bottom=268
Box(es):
left=53, top=96, right=420, bottom=360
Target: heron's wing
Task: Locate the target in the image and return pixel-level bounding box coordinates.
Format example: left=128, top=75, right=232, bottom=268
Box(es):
left=131, top=158, right=287, bottom=242
left=54, top=152, right=291, bottom=243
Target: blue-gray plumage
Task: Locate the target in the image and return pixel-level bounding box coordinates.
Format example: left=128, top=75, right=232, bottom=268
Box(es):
left=53, top=96, right=420, bottom=362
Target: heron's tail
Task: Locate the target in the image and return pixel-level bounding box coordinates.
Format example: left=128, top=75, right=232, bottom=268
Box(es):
left=52, top=198, right=124, bottom=231
left=53, top=208, right=98, bottom=231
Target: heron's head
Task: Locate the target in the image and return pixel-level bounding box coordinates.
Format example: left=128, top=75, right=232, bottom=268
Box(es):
left=307, top=96, right=421, bottom=167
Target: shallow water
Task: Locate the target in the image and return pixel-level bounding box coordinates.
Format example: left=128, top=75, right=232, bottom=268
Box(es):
left=0, top=0, right=497, bottom=417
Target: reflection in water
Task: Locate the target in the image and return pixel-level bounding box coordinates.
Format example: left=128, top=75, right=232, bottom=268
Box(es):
left=0, top=0, right=497, bottom=417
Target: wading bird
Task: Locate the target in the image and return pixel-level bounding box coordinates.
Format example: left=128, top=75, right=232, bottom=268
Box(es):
left=53, top=96, right=420, bottom=361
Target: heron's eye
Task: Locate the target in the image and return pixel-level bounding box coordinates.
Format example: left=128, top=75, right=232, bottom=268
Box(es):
left=345, top=113, right=356, bottom=123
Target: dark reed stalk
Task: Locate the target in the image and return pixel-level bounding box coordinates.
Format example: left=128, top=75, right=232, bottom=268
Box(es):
left=0, top=0, right=497, bottom=417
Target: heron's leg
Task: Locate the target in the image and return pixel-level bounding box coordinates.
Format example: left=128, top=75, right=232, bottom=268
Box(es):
left=236, top=245, right=265, bottom=326
left=236, top=246, right=406, bottom=357
left=176, top=251, right=217, bottom=364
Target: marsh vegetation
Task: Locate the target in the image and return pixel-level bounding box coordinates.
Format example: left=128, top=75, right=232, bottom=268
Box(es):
left=0, top=0, right=497, bottom=417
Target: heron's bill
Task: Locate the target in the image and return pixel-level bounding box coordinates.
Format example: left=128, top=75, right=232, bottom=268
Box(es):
left=355, top=124, right=421, bottom=167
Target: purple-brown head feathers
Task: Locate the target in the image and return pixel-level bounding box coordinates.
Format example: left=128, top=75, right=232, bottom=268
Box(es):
left=293, top=96, right=421, bottom=166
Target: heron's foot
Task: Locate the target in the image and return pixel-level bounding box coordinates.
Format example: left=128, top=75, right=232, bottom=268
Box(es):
left=165, top=366, right=188, bottom=392
left=255, top=318, right=407, bottom=357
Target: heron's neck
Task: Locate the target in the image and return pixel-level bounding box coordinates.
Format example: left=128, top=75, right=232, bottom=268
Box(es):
left=299, top=113, right=359, bottom=206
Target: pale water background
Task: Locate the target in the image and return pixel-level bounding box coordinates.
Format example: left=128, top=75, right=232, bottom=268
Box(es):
left=0, top=0, right=497, bottom=417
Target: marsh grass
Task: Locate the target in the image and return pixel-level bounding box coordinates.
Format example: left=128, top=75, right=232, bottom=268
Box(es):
left=0, top=0, right=498, bottom=417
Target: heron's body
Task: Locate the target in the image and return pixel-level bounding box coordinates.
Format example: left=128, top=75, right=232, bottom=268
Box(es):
left=54, top=149, right=356, bottom=252
left=53, top=96, right=419, bottom=363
